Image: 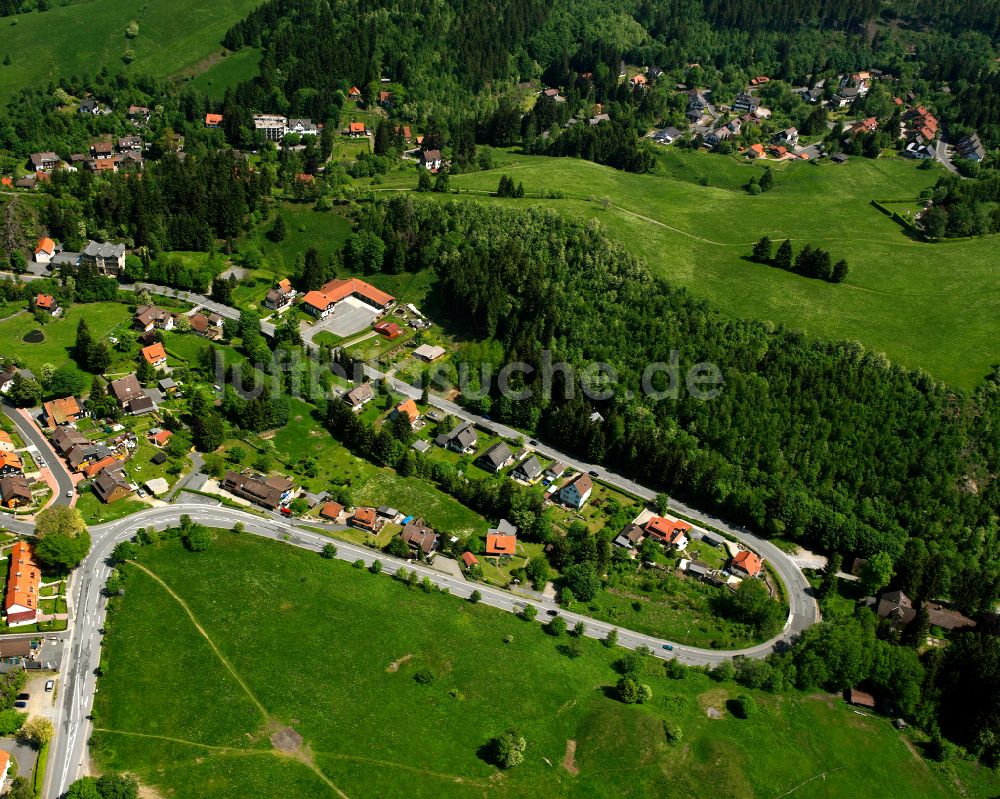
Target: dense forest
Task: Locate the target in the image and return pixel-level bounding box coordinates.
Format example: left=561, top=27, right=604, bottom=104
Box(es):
left=351, top=197, right=999, bottom=616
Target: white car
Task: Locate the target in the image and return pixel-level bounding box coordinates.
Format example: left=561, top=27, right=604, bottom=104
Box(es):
left=44, top=680, right=54, bottom=692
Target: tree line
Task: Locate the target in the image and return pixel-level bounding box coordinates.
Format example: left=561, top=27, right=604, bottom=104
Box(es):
left=751, top=236, right=850, bottom=282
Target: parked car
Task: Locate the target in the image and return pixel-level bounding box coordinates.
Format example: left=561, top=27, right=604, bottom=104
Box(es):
left=14, top=701, right=26, bottom=709
left=44, top=680, right=54, bottom=692
left=16, top=693, right=28, bottom=701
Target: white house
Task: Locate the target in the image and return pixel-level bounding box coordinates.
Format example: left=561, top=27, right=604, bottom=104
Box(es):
left=34, top=237, right=57, bottom=264
left=0, top=749, right=9, bottom=793
left=418, top=150, right=442, bottom=170
left=560, top=473, right=593, bottom=509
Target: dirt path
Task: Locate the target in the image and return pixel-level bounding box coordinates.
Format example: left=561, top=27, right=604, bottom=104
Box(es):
left=562, top=739, right=579, bottom=775
left=129, top=564, right=351, bottom=799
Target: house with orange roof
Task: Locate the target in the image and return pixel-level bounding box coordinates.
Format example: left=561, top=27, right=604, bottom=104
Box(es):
left=461, top=551, right=479, bottom=568
left=149, top=428, right=173, bottom=448
left=34, top=236, right=57, bottom=264
left=205, top=113, right=224, bottom=127
left=351, top=506, right=378, bottom=532
left=0, top=748, right=10, bottom=792
left=301, top=278, right=394, bottom=319
left=392, top=399, right=420, bottom=427
left=0, top=177, right=11, bottom=187
left=0, top=452, right=23, bottom=477
left=82, top=455, right=120, bottom=480
left=348, top=121, right=367, bottom=137
left=644, top=516, right=692, bottom=548
left=348, top=86, right=362, bottom=98
left=730, top=549, right=763, bottom=578
left=630, top=73, right=647, bottom=87
left=851, top=117, right=878, bottom=137
left=141, top=342, right=168, bottom=368
left=35, top=293, right=61, bottom=316
left=374, top=321, right=401, bottom=339
left=485, top=532, right=517, bottom=558
left=4, top=540, right=40, bottom=626
left=42, top=395, right=83, bottom=427
left=747, top=143, right=765, bottom=159
left=320, top=501, right=344, bottom=521
left=0, top=431, right=13, bottom=454
left=265, top=278, right=296, bottom=310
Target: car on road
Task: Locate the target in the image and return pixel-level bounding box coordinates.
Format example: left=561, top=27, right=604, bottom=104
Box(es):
left=529, top=439, right=538, bottom=446
left=14, top=701, right=26, bottom=709
left=662, top=644, right=674, bottom=651
left=44, top=680, right=54, bottom=692
left=588, top=470, right=599, bottom=477
left=546, top=609, right=558, bottom=616
left=66, top=489, right=73, bottom=498
left=36, top=457, right=45, bottom=467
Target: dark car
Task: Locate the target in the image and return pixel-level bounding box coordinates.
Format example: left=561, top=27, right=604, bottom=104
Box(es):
left=529, top=440, right=538, bottom=446
left=662, top=644, right=674, bottom=651
left=14, top=701, right=27, bottom=709
left=16, top=693, right=29, bottom=701
left=546, top=609, right=558, bottom=616
left=588, top=470, right=599, bottom=477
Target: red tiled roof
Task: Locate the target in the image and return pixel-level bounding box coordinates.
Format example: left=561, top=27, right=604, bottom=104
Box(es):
left=83, top=455, right=118, bottom=479
left=349, top=122, right=366, bottom=133
left=394, top=399, right=419, bottom=423
left=151, top=429, right=172, bottom=447
left=205, top=113, right=223, bottom=125
left=142, top=342, right=167, bottom=364
left=732, top=549, right=762, bottom=576
left=353, top=507, right=377, bottom=528
left=35, top=293, right=55, bottom=309
left=303, top=278, right=395, bottom=311
left=461, top=551, right=479, bottom=567
left=4, top=541, right=40, bottom=617
left=485, top=533, right=517, bottom=556
left=320, top=501, right=344, bottom=520
left=35, top=237, right=56, bottom=255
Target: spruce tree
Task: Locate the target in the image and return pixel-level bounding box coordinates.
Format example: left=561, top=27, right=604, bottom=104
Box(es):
left=831, top=259, right=849, bottom=283
left=417, top=170, right=432, bottom=192
left=75, top=319, right=93, bottom=368
left=269, top=214, right=287, bottom=242
left=775, top=239, right=793, bottom=270
left=752, top=236, right=772, bottom=263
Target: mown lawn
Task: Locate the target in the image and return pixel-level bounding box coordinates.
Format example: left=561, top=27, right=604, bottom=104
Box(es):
left=186, top=47, right=261, bottom=99
left=1, top=302, right=132, bottom=384
left=91, top=532, right=986, bottom=799
left=399, top=151, right=997, bottom=390
left=0, top=0, right=262, bottom=102
left=75, top=493, right=146, bottom=526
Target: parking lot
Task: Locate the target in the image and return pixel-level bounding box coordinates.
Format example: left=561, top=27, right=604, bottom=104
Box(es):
left=307, top=297, right=377, bottom=339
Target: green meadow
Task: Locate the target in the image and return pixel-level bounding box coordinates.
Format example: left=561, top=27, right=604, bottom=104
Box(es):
left=0, top=0, right=260, bottom=101
left=91, top=531, right=991, bottom=799
left=382, top=151, right=997, bottom=390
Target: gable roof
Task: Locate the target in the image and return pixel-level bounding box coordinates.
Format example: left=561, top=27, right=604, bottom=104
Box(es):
left=461, top=551, right=479, bottom=567
left=0, top=451, right=22, bottom=473
left=141, top=342, right=167, bottom=364
left=4, top=541, right=40, bottom=615
left=43, top=396, right=82, bottom=426
left=394, top=399, right=419, bottom=423
left=515, top=455, right=542, bottom=479
left=35, top=293, right=56, bottom=309
left=92, top=463, right=131, bottom=502
left=303, top=278, right=395, bottom=311
left=83, top=454, right=119, bottom=479
left=485, top=533, right=517, bottom=556
left=109, top=374, right=144, bottom=403
left=35, top=237, right=56, bottom=256
left=732, top=549, right=762, bottom=576
left=478, top=441, right=513, bottom=469
left=320, top=501, right=344, bottom=520
left=349, top=121, right=366, bottom=133
left=0, top=475, right=31, bottom=504
left=565, top=472, right=593, bottom=496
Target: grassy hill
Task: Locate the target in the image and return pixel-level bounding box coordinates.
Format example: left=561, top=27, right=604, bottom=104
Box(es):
left=91, top=531, right=995, bottom=799
left=0, top=0, right=260, bottom=101
left=381, top=151, right=997, bottom=391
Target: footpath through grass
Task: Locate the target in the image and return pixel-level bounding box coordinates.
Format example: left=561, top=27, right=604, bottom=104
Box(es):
left=419, top=151, right=998, bottom=390
left=91, top=531, right=990, bottom=799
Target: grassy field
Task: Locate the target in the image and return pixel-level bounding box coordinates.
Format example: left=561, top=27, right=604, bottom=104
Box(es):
left=380, top=151, right=998, bottom=390
left=91, top=531, right=993, bottom=799
left=242, top=205, right=354, bottom=275
left=186, top=47, right=261, bottom=98
left=0, top=0, right=261, bottom=102
left=0, top=302, right=132, bottom=383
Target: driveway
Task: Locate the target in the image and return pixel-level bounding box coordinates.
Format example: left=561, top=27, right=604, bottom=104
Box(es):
left=0, top=737, right=37, bottom=782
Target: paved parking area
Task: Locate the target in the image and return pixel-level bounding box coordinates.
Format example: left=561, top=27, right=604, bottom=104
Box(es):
left=308, top=297, right=377, bottom=338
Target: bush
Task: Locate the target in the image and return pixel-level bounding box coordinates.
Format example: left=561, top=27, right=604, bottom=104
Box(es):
left=321, top=543, right=337, bottom=559
left=545, top=615, right=567, bottom=636
left=491, top=730, right=527, bottom=768
left=353, top=559, right=365, bottom=569
left=469, top=589, right=482, bottom=603
left=732, top=694, right=757, bottom=719
left=413, top=668, right=434, bottom=684
left=520, top=604, right=537, bottom=621
left=616, top=676, right=640, bottom=704
left=370, top=559, right=383, bottom=574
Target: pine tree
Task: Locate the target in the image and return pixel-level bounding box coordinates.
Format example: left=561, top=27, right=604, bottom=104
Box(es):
left=759, top=167, right=774, bottom=191
left=831, top=259, right=849, bottom=283
left=433, top=171, right=449, bottom=193
left=752, top=235, right=772, bottom=263
left=416, top=170, right=432, bottom=192
left=775, top=239, right=793, bottom=270
left=301, top=247, right=324, bottom=290
left=89, top=341, right=111, bottom=374
left=269, top=214, right=287, bottom=242
left=75, top=318, right=93, bottom=367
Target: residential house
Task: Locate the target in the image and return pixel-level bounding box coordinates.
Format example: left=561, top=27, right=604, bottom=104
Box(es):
left=768, top=144, right=788, bottom=158
left=730, top=549, right=763, bottom=578
left=205, top=113, right=224, bottom=127
left=343, top=383, right=375, bottom=412
left=774, top=127, right=799, bottom=147
left=413, top=344, right=445, bottom=362
left=320, top=502, right=344, bottom=521
left=35, top=293, right=61, bottom=316
left=647, top=66, right=664, bottom=82
left=588, top=113, right=611, bottom=126
left=0, top=366, right=14, bottom=394
left=542, top=88, right=566, bottom=102
left=188, top=313, right=222, bottom=340
left=253, top=114, right=287, bottom=141
left=477, top=442, right=513, bottom=473
left=347, top=122, right=367, bottom=137
left=874, top=590, right=976, bottom=632
left=29, top=152, right=59, bottom=172
left=222, top=471, right=294, bottom=510
left=158, top=377, right=178, bottom=395
left=0, top=431, right=12, bottom=453
left=350, top=506, right=378, bottom=532
left=80, top=240, right=126, bottom=275
left=82, top=455, right=121, bottom=481
left=644, top=516, right=691, bottom=548
left=0, top=750, right=8, bottom=793
left=374, top=321, right=401, bottom=339
left=545, top=461, right=567, bottom=480
left=134, top=305, right=175, bottom=332
left=42, top=396, right=83, bottom=427
left=485, top=519, right=518, bottom=558
left=108, top=374, right=147, bottom=410
left=0, top=452, right=22, bottom=477
left=50, top=427, right=88, bottom=456
left=560, top=473, right=593, bottom=509
left=149, top=428, right=173, bottom=448
left=747, top=143, right=766, bottom=159
left=400, top=518, right=438, bottom=556
left=66, top=442, right=112, bottom=472
left=301, top=277, right=395, bottom=318
left=513, top=455, right=542, bottom=482
left=905, top=106, right=939, bottom=143
left=127, top=105, right=151, bottom=123
left=34, top=237, right=57, bottom=264
left=91, top=140, right=114, bottom=161
left=686, top=90, right=709, bottom=121
left=348, top=86, right=362, bottom=98
left=732, top=93, right=760, bottom=114
left=287, top=118, right=319, bottom=136
left=92, top=463, right=134, bottom=504
left=851, top=117, right=878, bottom=137
left=651, top=127, right=682, bottom=144
left=461, top=551, right=479, bottom=569
left=264, top=278, right=296, bottom=310
left=378, top=90, right=394, bottom=107
left=685, top=560, right=712, bottom=580
left=435, top=421, right=477, bottom=454
left=904, top=141, right=935, bottom=159
left=141, top=342, right=168, bottom=368
left=833, top=86, right=861, bottom=108
left=392, top=399, right=420, bottom=428
left=613, top=523, right=645, bottom=549
left=4, top=541, right=40, bottom=626
left=956, top=132, right=986, bottom=161
left=749, top=75, right=770, bottom=87
left=418, top=150, right=443, bottom=170
left=0, top=476, right=32, bottom=509
left=630, top=73, right=647, bottom=87
left=78, top=98, right=100, bottom=115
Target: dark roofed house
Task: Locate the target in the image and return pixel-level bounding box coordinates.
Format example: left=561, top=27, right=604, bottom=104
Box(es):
left=418, top=150, right=443, bottom=170
left=29, top=152, right=59, bottom=172
left=128, top=395, right=157, bottom=416
left=477, top=441, right=514, bottom=473
left=92, top=463, right=134, bottom=504
left=0, top=475, right=32, bottom=509
left=150, top=451, right=167, bottom=465
left=875, top=589, right=976, bottom=632
left=400, top=518, right=438, bottom=556
left=613, top=523, right=645, bottom=550
left=222, top=471, right=294, bottom=510
left=436, top=421, right=477, bottom=454
left=513, top=455, right=543, bottom=482
left=108, top=374, right=145, bottom=409
left=847, top=688, right=876, bottom=708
